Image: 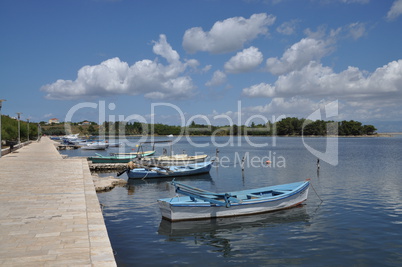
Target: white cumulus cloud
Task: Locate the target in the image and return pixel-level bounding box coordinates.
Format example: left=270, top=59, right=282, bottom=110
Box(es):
left=387, top=0, right=402, bottom=20
left=205, top=70, right=227, bottom=87
left=246, top=97, right=330, bottom=118
left=266, top=37, right=334, bottom=75
left=224, top=46, right=263, bottom=73
left=41, top=34, right=197, bottom=101
left=243, top=59, right=402, bottom=106
left=182, top=13, right=276, bottom=54
left=242, top=82, right=276, bottom=98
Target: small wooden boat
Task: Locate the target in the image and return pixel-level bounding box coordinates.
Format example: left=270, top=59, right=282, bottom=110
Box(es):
left=158, top=180, right=310, bottom=221
left=142, top=154, right=208, bottom=166
left=126, top=161, right=213, bottom=179
left=88, top=151, right=155, bottom=163
left=81, top=142, right=109, bottom=150
left=131, top=140, right=208, bottom=166
left=105, top=141, right=121, bottom=147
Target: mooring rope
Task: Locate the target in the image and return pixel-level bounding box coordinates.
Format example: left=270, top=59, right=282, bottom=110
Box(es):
left=309, top=180, right=323, bottom=203
left=141, top=171, right=150, bottom=180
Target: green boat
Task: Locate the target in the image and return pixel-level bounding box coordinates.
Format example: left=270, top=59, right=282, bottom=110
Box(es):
left=88, top=150, right=155, bottom=164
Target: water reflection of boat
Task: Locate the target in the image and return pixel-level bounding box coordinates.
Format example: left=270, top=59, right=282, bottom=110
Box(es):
left=158, top=205, right=310, bottom=236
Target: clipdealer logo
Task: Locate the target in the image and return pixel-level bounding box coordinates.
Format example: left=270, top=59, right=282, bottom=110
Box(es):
left=64, top=100, right=338, bottom=167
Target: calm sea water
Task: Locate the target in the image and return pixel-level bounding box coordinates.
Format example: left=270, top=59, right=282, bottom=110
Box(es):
left=61, top=136, right=402, bottom=266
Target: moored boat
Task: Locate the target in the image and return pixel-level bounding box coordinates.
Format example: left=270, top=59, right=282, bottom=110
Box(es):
left=105, top=141, right=121, bottom=147
left=131, top=140, right=208, bottom=166
left=158, top=180, right=310, bottom=221
left=81, top=141, right=109, bottom=150
left=126, top=161, right=213, bottom=179
left=141, top=154, right=208, bottom=166
left=88, top=151, right=155, bottom=163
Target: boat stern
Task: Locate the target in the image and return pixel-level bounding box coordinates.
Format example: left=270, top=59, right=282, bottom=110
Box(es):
left=157, top=199, right=173, bottom=221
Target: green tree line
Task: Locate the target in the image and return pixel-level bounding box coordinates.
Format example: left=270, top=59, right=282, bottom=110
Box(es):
left=275, top=117, right=376, bottom=136
left=1, top=115, right=39, bottom=142
left=31, top=117, right=377, bottom=137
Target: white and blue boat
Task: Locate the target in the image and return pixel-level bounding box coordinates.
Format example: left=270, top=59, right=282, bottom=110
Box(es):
left=80, top=141, right=109, bottom=150
left=158, top=180, right=310, bottom=221
left=126, top=161, right=213, bottom=179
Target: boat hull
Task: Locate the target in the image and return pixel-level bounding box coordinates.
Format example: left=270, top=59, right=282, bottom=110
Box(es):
left=142, top=154, right=208, bottom=166
left=158, top=181, right=309, bottom=221
left=89, top=157, right=134, bottom=163
left=88, top=151, right=155, bottom=163
left=81, top=145, right=108, bottom=150
left=81, top=142, right=109, bottom=150
left=127, top=162, right=212, bottom=179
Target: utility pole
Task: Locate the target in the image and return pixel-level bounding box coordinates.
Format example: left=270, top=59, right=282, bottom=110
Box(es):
left=0, top=99, right=6, bottom=158
left=27, top=119, right=30, bottom=142
left=16, top=112, right=22, bottom=145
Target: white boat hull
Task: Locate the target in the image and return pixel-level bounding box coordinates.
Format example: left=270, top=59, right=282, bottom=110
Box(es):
left=158, top=181, right=309, bottom=221
left=143, top=154, right=207, bottom=166
left=81, top=142, right=109, bottom=150
left=127, top=162, right=213, bottom=179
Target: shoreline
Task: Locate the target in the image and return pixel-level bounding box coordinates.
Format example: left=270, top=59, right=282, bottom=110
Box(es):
left=48, top=132, right=401, bottom=139
left=100, top=133, right=399, bottom=138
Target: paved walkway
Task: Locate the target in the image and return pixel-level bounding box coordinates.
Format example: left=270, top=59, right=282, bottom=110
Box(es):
left=0, top=137, right=116, bottom=266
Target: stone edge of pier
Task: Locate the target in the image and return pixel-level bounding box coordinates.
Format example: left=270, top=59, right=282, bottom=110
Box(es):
left=81, top=158, right=117, bottom=266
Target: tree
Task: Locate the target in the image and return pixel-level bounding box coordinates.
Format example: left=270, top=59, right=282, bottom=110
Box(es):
left=276, top=117, right=299, bottom=135
left=88, top=125, right=98, bottom=135
left=363, top=125, right=377, bottom=135
left=339, top=120, right=363, bottom=135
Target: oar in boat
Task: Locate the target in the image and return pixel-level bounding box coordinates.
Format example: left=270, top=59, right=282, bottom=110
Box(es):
left=137, top=162, right=173, bottom=175
left=117, top=161, right=136, bottom=177
left=117, top=168, right=129, bottom=177
left=134, top=159, right=173, bottom=173
left=171, top=180, right=241, bottom=207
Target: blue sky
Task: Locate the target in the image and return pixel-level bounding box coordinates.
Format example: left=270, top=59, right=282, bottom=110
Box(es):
left=1, top=0, right=402, bottom=132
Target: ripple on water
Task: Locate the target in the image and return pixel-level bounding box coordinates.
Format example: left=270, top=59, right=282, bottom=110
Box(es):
left=91, top=137, right=402, bottom=266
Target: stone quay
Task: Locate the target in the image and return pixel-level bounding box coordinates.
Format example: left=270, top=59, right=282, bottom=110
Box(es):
left=0, top=137, right=116, bottom=266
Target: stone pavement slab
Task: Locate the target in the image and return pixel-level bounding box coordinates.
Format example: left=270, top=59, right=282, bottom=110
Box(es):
left=0, top=137, right=116, bottom=266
